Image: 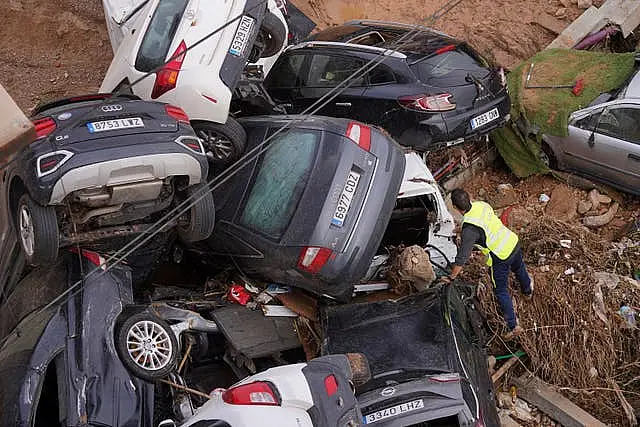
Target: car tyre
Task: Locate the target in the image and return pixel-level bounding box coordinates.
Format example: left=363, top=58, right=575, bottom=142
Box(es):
left=177, top=183, right=215, bottom=243
left=192, top=118, right=247, bottom=169
left=540, top=141, right=558, bottom=170
left=258, top=11, right=287, bottom=58
left=117, top=312, right=178, bottom=382
left=16, top=193, right=59, bottom=266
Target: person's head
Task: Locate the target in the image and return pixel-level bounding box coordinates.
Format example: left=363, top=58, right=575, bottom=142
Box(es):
left=451, top=188, right=472, bottom=213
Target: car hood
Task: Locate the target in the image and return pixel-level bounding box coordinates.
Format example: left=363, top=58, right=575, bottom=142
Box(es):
left=399, top=151, right=439, bottom=199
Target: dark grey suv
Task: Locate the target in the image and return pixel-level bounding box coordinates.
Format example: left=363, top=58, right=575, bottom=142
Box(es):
left=264, top=20, right=511, bottom=151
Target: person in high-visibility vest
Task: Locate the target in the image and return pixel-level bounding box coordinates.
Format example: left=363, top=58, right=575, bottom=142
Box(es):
left=443, top=188, right=534, bottom=340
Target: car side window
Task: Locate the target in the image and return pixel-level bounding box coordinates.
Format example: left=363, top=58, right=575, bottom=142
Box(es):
left=306, top=55, right=365, bottom=88
left=573, top=110, right=602, bottom=132
left=368, top=65, right=396, bottom=85
left=597, top=107, right=640, bottom=145
left=266, top=54, right=306, bottom=88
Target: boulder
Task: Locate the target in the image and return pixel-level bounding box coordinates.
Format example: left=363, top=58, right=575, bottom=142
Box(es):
left=546, top=185, right=578, bottom=220
left=577, top=200, right=592, bottom=215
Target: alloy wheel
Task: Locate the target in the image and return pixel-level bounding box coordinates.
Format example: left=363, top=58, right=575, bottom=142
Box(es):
left=198, top=129, right=233, bottom=161
left=126, top=320, right=174, bottom=371
left=19, top=204, right=35, bottom=257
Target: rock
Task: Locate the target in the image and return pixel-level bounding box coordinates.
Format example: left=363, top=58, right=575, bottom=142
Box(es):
left=489, top=186, right=518, bottom=209
left=597, top=194, right=612, bottom=204
left=505, top=206, right=534, bottom=230
left=512, top=406, right=535, bottom=423
left=499, top=411, right=524, bottom=427
left=577, top=0, right=592, bottom=8
left=555, top=7, right=567, bottom=17
left=583, top=202, right=619, bottom=228
left=546, top=185, right=578, bottom=220
left=389, top=245, right=436, bottom=292
left=559, top=0, right=570, bottom=6
left=588, top=189, right=601, bottom=211
left=577, top=200, right=592, bottom=214
left=589, top=367, right=598, bottom=378
left=498, top=391, right=514, bottom=408
left=488, top=355, right=497, bottom=373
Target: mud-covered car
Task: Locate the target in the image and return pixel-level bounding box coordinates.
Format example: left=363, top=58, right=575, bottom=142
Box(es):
left=321, top=283, right=500, bottom=426
left=9, top=94, right=215, bottom=265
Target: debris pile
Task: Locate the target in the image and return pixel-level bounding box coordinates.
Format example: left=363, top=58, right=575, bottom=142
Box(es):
left=476, top=213, right=640, bottom=425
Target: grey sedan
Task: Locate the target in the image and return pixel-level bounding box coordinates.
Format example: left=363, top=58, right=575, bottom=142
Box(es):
left=541, top=69, right=640, bottom=195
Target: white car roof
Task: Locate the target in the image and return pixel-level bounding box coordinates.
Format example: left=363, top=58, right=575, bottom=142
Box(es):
left=621, top=69, right=640, bottom=99
left=399, top=152, right=438, bottom=199
left=103, top=0, right=148, bottom=24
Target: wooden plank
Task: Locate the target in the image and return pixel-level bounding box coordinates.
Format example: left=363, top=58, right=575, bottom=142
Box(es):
left=511, top=375, right=607, bottom=427
left=491, top=356, right=519, bottom=384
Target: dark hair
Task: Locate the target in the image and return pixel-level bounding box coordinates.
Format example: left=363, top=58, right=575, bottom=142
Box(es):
left=451, top=188, right=471, bottom=212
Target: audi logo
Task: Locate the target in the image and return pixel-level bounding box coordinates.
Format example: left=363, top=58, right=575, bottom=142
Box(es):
left=101, top=104, right=123, bottom=112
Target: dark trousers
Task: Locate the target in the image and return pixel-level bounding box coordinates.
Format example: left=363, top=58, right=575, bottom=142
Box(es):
left=490, top=245, right=531, bottom=330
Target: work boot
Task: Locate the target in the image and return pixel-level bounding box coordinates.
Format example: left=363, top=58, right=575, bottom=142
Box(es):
left=503, top=325, right=523, bottom=340
left=523, top=277, right=534, bottom=300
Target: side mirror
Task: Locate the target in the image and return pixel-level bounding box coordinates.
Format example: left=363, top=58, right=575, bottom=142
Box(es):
left=588, top=132, right=595, bottom=147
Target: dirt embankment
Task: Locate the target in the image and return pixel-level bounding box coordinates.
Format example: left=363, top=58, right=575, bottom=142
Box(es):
left=1, top=0, right=602, bottom=112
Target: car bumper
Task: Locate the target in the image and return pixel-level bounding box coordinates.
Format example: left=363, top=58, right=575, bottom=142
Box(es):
left=26, top=139, right=208, bottom=205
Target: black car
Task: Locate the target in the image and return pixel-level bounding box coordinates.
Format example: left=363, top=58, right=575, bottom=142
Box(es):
left=263, top=20, right=511, bottom=151
left=9, top=94, right=215, bottom=266
left=321, top=284, right=500, bottom=427
left=195, top=115, right=405, bottom=301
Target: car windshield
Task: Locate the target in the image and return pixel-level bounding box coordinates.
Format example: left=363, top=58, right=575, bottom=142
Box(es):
left=239, top=131, right=319, bottom=239
left=135, top=0, right=189, bottom=72
left=410, top=48, right=488, bottom=81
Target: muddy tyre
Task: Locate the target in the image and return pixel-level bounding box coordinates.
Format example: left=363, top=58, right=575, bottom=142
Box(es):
left=193, top=117, right=247, bottom=169
left=258, top=11, right=287, bottom=58
left=116, top=312, right=178, bottom=382
left=540, top=141, right=558, bottom=170
left=177, top=183, right=215, bottom=243
left=16, top=193, right=59, bottom=266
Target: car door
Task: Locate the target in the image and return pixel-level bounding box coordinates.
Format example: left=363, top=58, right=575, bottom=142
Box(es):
left=263, top=52, right=308, bottom=113
left=297, top=53, right=367, bottom=118
left=560, top=107, right=603, bottom=173
left=357, top=63, right=402, bottom=127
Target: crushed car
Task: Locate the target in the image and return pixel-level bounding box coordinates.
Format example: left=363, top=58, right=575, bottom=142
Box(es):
left=8, top=94, right=214, bottom=265
left=100, top=0, right=289, bottom=166
left=191, top=115, right=406, bottom=301
left=541, top=67, right=640, bottom=195
left=321, top=283, right=500, bottom=426
left=263, top=20, right=511, bottom=151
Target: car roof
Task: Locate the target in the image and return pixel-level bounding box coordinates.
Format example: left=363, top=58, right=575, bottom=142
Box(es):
left=398, top=152, right=439, bottom=199
left=236, top=114, right=353, bottom=134
left=621, top=68, right=640, bottom=99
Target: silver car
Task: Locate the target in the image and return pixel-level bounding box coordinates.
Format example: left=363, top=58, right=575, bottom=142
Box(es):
left=541, top=69, right=640, bottom=195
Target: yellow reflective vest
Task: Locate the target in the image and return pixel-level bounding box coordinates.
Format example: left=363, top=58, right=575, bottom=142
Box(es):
left=462, top=201, right=518, bottom=266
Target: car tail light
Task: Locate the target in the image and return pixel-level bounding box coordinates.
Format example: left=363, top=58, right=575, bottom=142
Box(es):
left=324, top=374, right=338, bottom=396
left=434, top=44, right=456, bottom=55
left=398, top=94, right=456, bottom=112
left=151, top=40, right=187, bottom=99
left=36, top=150, right=73, bottom=177
left=175, top=136, right=205, bottom=154
left=297, top=247, right=333, bottom=273
left=165, top=104, right=190, bottom=123
left=69, top=247, right=106, bottom=269
left=345, top=122, right=371, bottom=151
left=32, top=117, right=57, bottom=139
left=222, top=382, right=280, bottom=406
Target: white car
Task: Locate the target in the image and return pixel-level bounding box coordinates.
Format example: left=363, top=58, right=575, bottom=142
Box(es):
left=100, top=0, right=289, bottom=167
left=166, top=354, right=367, bottom=427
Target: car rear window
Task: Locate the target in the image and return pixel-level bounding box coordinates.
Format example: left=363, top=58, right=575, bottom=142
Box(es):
left=409, top=47, right=487, bottom=82
left=135, top=0, right=189, bottom=72
left=240, top=131, right=319, bottom=239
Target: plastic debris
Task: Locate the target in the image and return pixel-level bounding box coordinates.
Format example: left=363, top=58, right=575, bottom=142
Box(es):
left=564, top=267, right=575, bottom=275
left=228, top=284, right=251, bottom=305
left=265, top=284, right=291, bottom=295
left=539, top=193, right=550, bottom=203
left=560, top=239, right=572, bottom=248
left=619, top=305, right=637, bottom=328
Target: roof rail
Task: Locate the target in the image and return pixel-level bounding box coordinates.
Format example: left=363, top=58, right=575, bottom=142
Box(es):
left=289, top=41, right=407, bottom=59
left=344, top=19, right=451, bottom=38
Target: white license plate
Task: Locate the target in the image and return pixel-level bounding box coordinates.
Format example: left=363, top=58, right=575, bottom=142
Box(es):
left=87, top=117, right=144, bottom=133
left=364, top=399, right=425, bottom=424
left=229, top=15, right=255, bottom=57
left=331, top=170, right=361, bottom=227
left=470, top=107, right=499, bottom=130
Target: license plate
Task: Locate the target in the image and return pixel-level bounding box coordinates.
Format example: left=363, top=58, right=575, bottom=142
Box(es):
left=87, top=117, right=144, bottom=133
left=364, top=399, right=424, bottom=424
left=229, top=15, right=255, bottom=57
left=331, top=170, right=361, bottom=227
left=470, top=107, right=499, bottom=130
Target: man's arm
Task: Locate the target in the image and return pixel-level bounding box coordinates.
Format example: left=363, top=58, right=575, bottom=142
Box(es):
left=448, top=224, right=483, bottom=280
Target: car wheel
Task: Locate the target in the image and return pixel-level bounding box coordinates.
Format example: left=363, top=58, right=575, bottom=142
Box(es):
left=257, top=11, right=287, bottom=58
left=117, top=312, right=178, bottom=382
left=177, top=183, right=215, bottom=243
left=540, top=142, right=558, bottom=170
left=16, top=193, right=59, bottom=266
left=192, top=118, right=247, bottom=169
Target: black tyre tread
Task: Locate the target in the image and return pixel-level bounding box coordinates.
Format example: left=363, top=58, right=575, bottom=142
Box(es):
left=17, top=194, right=59, bottom=266
left=260, top=11, right=287, bottom=58
left=116, top=312, right=178, bottom=382
left=177, top=183, right=215, bottom=243
left=192, top=117, right=247, bottom=167
left=541, top=141, right=558, bottom=169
